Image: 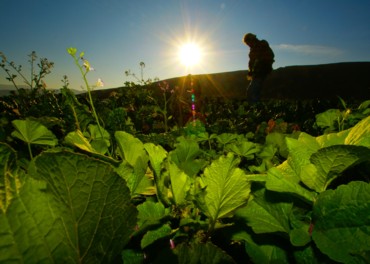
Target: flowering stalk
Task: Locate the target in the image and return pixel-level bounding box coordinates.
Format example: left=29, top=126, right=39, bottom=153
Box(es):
left=67, top=47, right=103, bottom=137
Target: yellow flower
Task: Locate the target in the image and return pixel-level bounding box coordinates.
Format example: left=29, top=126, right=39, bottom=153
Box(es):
left=96, top=78, right=104, bottom=87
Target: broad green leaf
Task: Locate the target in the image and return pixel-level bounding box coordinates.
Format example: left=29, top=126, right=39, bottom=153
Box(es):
left=266, top=163, right=317, bottom=203
left=225, top=140, right=259, bottom=159
left=300, top=163, right=320, bottom=192
left=309, top=145, right=370, bottom=191
left=0, top=151, right=138, bottom=263
left=315, top=109, right=341, bottom=132
left=65, top=129, right=96, bottom=152
left=289, top=225, right=311, bottom=247
left=115, top=131, right=149, bottom=195
left=0, top=177, right=77, bottom=263
left=234, top=231, right=289, bottom=264
left=144, top=143, right=170, bottom=206
left=169, top=162, right=191, bottom=206
left=11, top=119, right=57, bottom=146
left=312, top=181, right=370, bottom=264
left=200, top=153, right=251, bottom=221
left=236, top=188, right=292, bottom=234
left=215, top=133, right=239, bottom=146
left=265, top=132, right=289, bottom=158
left=134, top=167, right=155, bottom=196
left=345, top=115, right=370, bottom=147
left=141, top=224, right=172, bottom=249
left=88, top=124, right=111, bottom=154
left=116, top=160, right=154, bottom=196
left=315, top=129, right=350, bottom=147
left=174, top=241, right=235, bottom=264
left=144, top=143, right=167, bottom=178
left=115, top=131, right=147, bottom=166
left=286, top=134, right=320, bottom=177
left=137, top=200, right=167, bottom=229
left=169, top=137, right=205, bottom=177
left=0, top=143, right=21, bottom=213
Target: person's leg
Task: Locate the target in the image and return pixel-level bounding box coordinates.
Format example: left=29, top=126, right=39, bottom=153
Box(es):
left=246, top=78, right=262, bottom=102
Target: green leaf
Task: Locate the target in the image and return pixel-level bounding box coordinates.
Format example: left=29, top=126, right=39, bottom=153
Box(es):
left=0, top=143, right=21, bottom=213
left=225, top=139, right=259, bottom=159
left=345, top=115, right=370, bottom=147
left=65, top=129, right=96, bottom=152
left=137, top=201, right=167, bottom=229
left=286, top=133, right=320, bottom=178
left=315, top=129, right=349, bottom=147
left=144, top=143, right=170, bottom=206
left=115, top=131, right=147, bottom=167
left=0, top=177, right=76, bottom=263
left=115, top=131, right=149, bottom=195
left=266, top=163, right=317, bottom=203
left=236, top=188, right=292, bottom=234
left=115, top=160, right=154, bottom=196
left=88, top=124, right=111, bottom=154
left=200, top=153, right=251, bottom=222
left=11, top=119, right=57, bottom=146
left=0, top=150, right=138, bottom=263
left=312, top=181, right=370, bottom=264
left=144, top=143, right=167, bottom=178
left=309, top=145, right=370, bottom=191
left=265, top=132, right=290, bottom=158
left=174, top=241, right=235, bottom=264
left=169, top=162, right=191, bottom=206
left=141, top=224, right=172, bottom=249
left=236, top=230, right=290, bottom=264
left=169, top=137, right=205, bottom=177
left=289, top=225, right=311, bottom=247
left=315, top=109, right=341, bottom=132
left=215, top=133, right=239, bottom=146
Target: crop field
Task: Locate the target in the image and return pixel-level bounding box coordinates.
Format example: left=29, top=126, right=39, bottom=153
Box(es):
left=0, top=49, right=370, bottom=263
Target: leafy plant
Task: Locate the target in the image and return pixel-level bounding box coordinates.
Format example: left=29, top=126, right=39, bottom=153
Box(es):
left=0, top=145, right=138, bottom=263
left=11, top=119, right=58, bottom=159
left=233, top=115, right=370, bottom=263
left=1, top=47, right=369, bottom=263
left=315, top=97, right=370, bottom=133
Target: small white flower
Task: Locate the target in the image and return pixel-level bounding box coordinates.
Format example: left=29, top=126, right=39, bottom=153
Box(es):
left=83, top=59, right=94, bottom=71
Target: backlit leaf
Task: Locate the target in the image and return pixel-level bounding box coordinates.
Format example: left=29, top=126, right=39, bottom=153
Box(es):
left=11, top=119, right=57, bottom=146
left=200, top=153, right=251, bottom=221
left=312, top=181, right=370, bottom=263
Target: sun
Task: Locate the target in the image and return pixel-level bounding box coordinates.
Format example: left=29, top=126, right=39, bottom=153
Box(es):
left=178, top=42, right=202, bottom=67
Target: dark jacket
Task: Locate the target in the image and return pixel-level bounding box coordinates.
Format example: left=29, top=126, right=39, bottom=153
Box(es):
left=248, top=39, right=274, bottom=78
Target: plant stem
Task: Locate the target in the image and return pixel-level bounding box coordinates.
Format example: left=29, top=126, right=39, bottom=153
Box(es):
left=71, top=55, right=104, bottom=137
left=27, top=143, right=33, bottom=160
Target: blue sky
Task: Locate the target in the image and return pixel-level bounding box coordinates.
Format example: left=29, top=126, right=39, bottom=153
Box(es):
left=1, top=0, right=370, bottom=90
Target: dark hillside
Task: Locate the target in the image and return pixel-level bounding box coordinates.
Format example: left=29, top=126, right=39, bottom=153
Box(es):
left=90, top=62, right=369, bottom=102
left=262, top=62, right=370, bottom=100
left=1, top=62, right=369, bottom=100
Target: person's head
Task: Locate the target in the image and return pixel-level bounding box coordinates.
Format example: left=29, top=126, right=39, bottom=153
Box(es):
left=243, top=33, right=257, bottom=47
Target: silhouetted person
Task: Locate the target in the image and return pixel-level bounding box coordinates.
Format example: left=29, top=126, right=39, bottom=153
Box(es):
left=243, top=33, right=274, bottom=102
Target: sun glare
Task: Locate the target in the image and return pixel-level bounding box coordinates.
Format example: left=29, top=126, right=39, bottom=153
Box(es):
left=178, top=43, right=202, bottom=67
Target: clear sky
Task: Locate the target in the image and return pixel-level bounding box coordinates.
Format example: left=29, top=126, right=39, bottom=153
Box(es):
left=1, top=0, right=370, bottom=90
